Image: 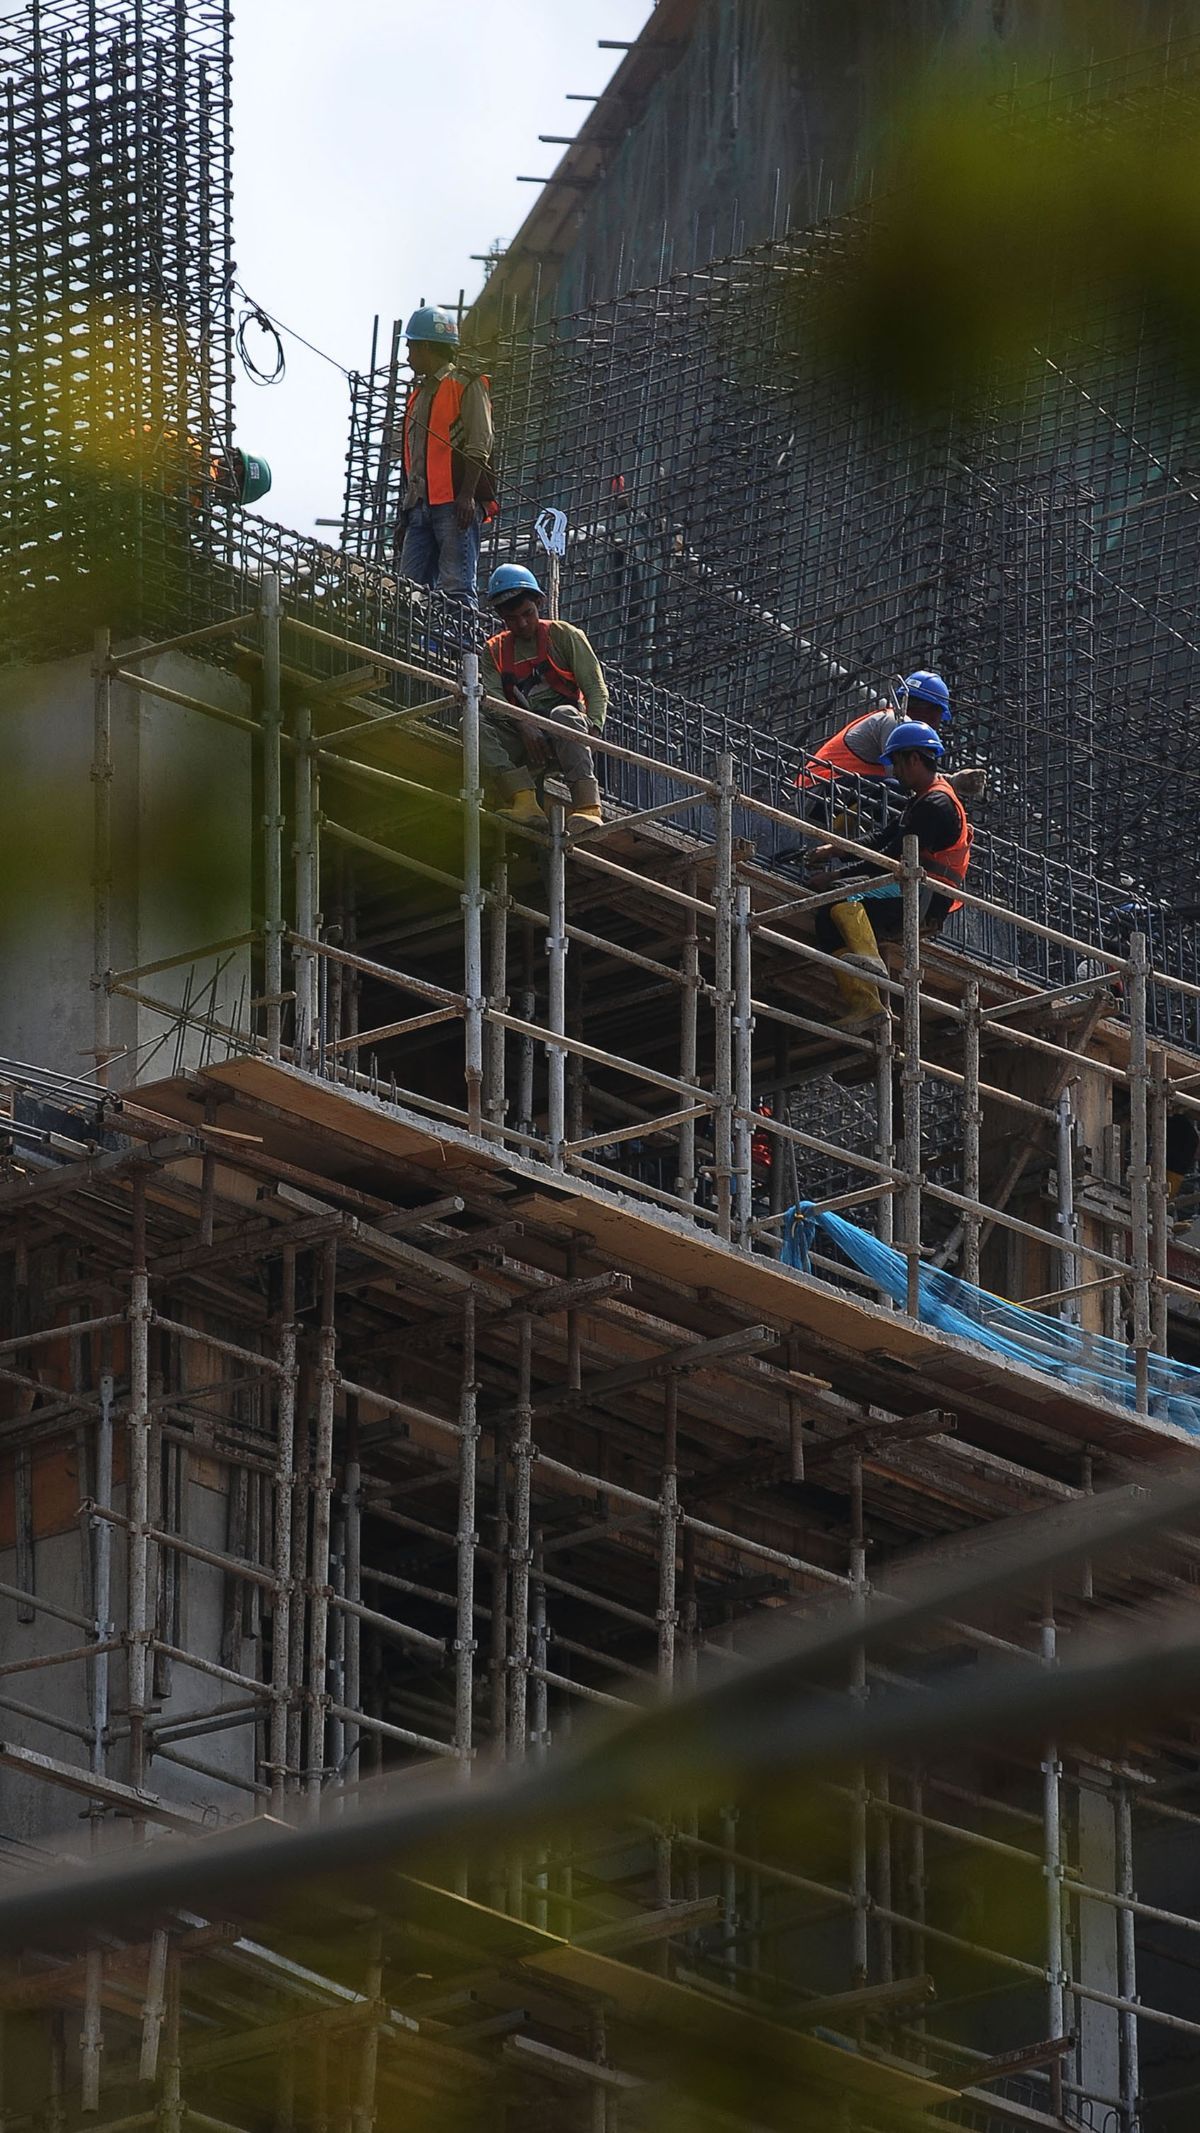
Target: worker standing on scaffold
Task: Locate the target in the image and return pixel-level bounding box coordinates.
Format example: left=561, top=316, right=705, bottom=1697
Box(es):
left=796, top=669, right=952, bottom=831
left=394, top=306, right=495, bottom=603
left=808, top=718, right=973, bottom=1026
left=479, top=564, right=607, bottom=830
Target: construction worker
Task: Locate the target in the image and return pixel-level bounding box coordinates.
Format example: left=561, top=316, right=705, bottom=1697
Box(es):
left=808, top=718, right=973, bottom=1025
left=478, top=564, right=607, bottom=829
left=796, top=670, right=952, bottom=829
left=394, top=306, right=495, bottom=603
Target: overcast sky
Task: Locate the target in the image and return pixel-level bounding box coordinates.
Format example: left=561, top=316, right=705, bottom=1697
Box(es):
left=231, top=0, right=654, bottom=535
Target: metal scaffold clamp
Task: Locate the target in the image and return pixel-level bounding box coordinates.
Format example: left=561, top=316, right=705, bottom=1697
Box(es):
left=534, top=507, right=568, bottom=556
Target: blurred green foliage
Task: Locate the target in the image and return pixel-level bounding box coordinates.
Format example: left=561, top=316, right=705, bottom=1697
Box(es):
left=809, top=45, right=1200, bottom=410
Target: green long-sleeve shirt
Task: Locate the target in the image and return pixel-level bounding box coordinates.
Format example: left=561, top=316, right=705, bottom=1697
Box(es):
left=480, top=618, right=609, bottom=729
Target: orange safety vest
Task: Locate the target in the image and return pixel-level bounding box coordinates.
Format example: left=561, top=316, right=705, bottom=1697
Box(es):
left=402, top=372, right=496, bottom=510
left=919, top=774, right=973, bottom=911
left=488, top=621, right=584, bottom=709
left=797, top=713, right=889, bottom=789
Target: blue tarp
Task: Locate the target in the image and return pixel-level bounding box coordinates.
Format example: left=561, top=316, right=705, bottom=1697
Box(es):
left=782, top=1205, right=1200, bottom=1434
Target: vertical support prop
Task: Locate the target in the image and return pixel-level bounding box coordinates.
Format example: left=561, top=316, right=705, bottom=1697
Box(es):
left=732, top=878, right=754, bottom=1243
left=91, top=628, right=114, bottom=1085
left=160, top=1959, right=183, bottom=2133
left=305, top=1242, right=338, bottom=1806
left=342, top=1408, right=362, bottom=1800
left=677, top=885, right=700, bottom=1204
left=293, top=699, right=317, bottom=1067
left=516, top=925, right=536, bottom=1140
left=874, top=1007, right=896, bottom=1302
left=80, top=1945, right=103, bottom=2111
left=713, top=755, right=736, bottom=1241
left=269, top=1251, right=297, bottom=1813
left=1128, top=932, right=1152, bottom=1411
left=900, top=835, right=923, bottom=1316
left=1057, top=1088, right=1082, bottom=1327
left=850, top=1456, right=869, bottom=1988
left=1116, top=1781, right=1140, bottom=2132
left=1042, top=1590, right=1067, bottom=2117
left=138, top=1926, right=169, bottom=2084
left=546, top=803, right=568, bottom=1165
left=961, top=979, right=982, bottom=1287
left=485, top=856, right=509, bottom=1131
left=507, top=1314, right=534, bottom=1762
left=506, top=1313, right=534, bottom=1918
left=127, top=1174, right=152, bottom=1795
left=461, top=653, right=485, bottom=1135
left=874, top=1768, right=894, bottom=1984
left=260, top=570, right=284, bottom=1059
left=455, top=1295, right=479, bottom=1777
left=908, top=1770, right=928, bottom=2054
left=351, top=1926, right=384, bottom=2133
left=655, top=1379, right=680, bottom=1932
left=91, top=1371, right=115, bottom=1779
left=1150, top=1047, right=1170, bottom=1359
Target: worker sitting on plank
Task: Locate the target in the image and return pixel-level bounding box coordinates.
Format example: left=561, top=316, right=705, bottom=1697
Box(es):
left=796, top=669, right=952, bottom=832
left=807, top=718, right=974, bottom=1026
left=479, top=564, right=608, bottom=830
left=393, top=306, right=496, bottom=604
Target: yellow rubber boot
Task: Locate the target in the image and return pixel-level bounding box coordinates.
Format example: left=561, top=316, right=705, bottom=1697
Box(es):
left=496, top=785, right=547, bottom=828
left=833, top=952, right=885, bottom=1027
left=567, top=776, right=604, bottom=828
left=830, top=898, right=887, bottom=976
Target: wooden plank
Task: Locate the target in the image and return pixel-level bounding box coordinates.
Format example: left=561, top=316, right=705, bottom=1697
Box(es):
left=133, top=1061, right=1186, bottom=1461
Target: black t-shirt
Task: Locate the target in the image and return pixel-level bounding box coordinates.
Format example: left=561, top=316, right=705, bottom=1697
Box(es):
left=868, top=790, right=961, bottom=863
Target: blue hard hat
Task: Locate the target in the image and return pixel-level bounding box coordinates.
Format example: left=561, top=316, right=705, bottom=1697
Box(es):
left=882, top=719, right=945, bottom=764
left=902, top=670, right=951, bottom=718
left=488, top=563, right=543, bottom=605
left=405, top=305, right=459, bottom=347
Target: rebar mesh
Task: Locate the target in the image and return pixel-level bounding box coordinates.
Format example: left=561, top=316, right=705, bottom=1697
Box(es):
left=0, top=0, right=234, bottom=659
left=341, top=44, right=1200, bottom=905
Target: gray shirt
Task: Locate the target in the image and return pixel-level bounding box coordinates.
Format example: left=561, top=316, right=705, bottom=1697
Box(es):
left=841, top=707, right=902, bottom=766
left=396, top=363, right=494, bottom=510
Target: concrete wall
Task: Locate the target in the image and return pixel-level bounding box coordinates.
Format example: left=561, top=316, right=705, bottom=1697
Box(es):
left=0, top=1426, right=260, bottom=1846
left=0, top=648, right=252, bottom=1088
left=479, top=0, right=1200, bottom=320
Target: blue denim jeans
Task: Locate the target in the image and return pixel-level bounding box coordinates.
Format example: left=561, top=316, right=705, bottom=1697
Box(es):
left=398, top=501, right=480, bottom=603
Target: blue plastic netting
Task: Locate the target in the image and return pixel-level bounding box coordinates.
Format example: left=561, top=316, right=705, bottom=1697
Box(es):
left=781, top=1205, right=1200, bottom=1433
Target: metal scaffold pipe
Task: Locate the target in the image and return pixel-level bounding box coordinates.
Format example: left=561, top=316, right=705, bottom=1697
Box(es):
left=900, top=835, right=923, bottom=1316
left=713, top=754, right=736, bottom=1242
left=455, top=1294, right=479, bottom=1774
left=461, top=653, right=485, bottom=1135
left=269, top=1251, right=297, bottom=1814
left=294, top=698, right=318, bottom=1068
left=91, top=630, right=114, bottom=1087
left=1128, top=933, right=1152, bottom=1412
left=260, top=572, right=284, bottom=1061
left=126, top=1175, right=152, bottom=1797
left=732, top=878, right=754, bottom=1243
left=546, top=806, right=568, bottom=1167
left=305, top=1243, right=338, bottom=1807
